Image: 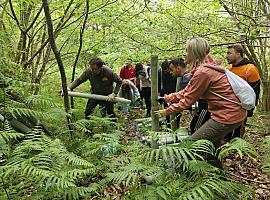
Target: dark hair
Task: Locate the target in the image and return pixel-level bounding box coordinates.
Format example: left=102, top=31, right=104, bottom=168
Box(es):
left=89, top=58, right=104, bottom=68
left=122, top=83, right=131, bottom=99
left=135, top=63, right=144, bottom=78
left=169, top=57, right=186, bottom=68
left=161, top=59, right=170, bottom=70
left=135, top=63, right=143, bottom=72
left=227, top=44, right=244, bottom=57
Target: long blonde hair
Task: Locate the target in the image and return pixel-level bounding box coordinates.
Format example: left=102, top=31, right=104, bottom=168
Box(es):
left=186, top=37, right=210, bottom=66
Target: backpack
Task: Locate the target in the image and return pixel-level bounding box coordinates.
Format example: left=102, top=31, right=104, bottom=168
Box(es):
left=210, top=68, right=256, bottom=110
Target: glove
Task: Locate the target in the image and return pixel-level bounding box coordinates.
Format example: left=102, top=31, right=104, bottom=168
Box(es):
left=157, top=96, right=165, bottom=103
left=58, top=87, right=70, bottom=96
left=107, top=93, right=115, bottom=102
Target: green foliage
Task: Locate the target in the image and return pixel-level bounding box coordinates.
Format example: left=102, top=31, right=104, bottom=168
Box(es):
left=145, top=140, right=214, bottom=170
left=105, top=157, right=162, bottom=187
left=0, top=127, right=96, bottom=199
left=217, top=138, right=257, bottom=160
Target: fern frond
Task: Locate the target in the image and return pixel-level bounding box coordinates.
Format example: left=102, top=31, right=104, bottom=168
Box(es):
left=218, top=138, right=257, bottom=160
left=10, top=107, right=45, bottom=119
left=25, top=95, right=58, bottom=109
left=106, top=160, right=162, bottom=187
left=64, top=186, right=93, bottom=200
left=179, top=177, right=246, bottom=200
left=145, top=144, right=204, bottom=170
left=190, top=139, right=215, bottom=155
left=187, top=160, right=220, bottom=174
left=62, top=152, right=95, bottom=168
left=73, top=118, right=92, bottom=132
left=0, top=122, right=24, bottom=143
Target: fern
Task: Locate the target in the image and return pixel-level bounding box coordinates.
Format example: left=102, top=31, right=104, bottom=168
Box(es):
left=105, top=156, right=163, bottom=187
left=178, top=177, right=245, bottom=200
left=10, top=107, right=46, bottom=120
left=0, top=122, right=24, bottom=143
left=25, top=95, right=59, bottom=109
left=0, top=129, right=96, bottom=199
left=145, top=140, right=214, bottom=171
left=218, top=138, right=257, bottom=160
left=187, top=160, right=220, bottom=174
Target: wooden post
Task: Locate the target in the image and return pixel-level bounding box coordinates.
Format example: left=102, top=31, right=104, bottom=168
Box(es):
left=151, top=55, right=159, bottom=131
left=151, top=55, right=159, bottom=145
left=171, top=77, right=182, bottom=131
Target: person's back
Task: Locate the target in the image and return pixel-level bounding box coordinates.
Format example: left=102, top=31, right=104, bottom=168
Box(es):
left=135, top=63, right=151, bottom=117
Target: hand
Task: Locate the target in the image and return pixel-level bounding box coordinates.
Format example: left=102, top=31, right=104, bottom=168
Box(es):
left=157, top=96, right=165, bottom=103
left=58, top=87, right=70, bottom=96
left=107, top=93, right=115, bottom=102
left=154, top=109, right=167, bottom=117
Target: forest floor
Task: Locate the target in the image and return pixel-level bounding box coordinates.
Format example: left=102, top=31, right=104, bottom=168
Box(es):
left=120, top=109, right=270, bottom=200
left=224, top=114, right=270, bottom=200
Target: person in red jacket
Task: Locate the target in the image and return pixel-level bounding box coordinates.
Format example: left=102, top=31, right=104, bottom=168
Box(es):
left=119, top=58, right=135, bottom=83
left=155, top=37, right=247, bottom=168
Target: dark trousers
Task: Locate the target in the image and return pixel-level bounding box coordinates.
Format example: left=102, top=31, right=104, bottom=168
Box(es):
left=190, top=100, right=211, bottom=134
left=141, top=87, right=151, bottom=116
left=163, top=102, right=180, bottom=129
left=85, top=99, right=116, bottom=119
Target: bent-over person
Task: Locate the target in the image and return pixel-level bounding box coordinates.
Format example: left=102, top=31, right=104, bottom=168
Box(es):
left=69, top=58, right=122, bottom=119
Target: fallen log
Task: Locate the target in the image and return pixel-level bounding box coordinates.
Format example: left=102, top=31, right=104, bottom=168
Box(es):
left=67, top=91, right=131, bottom=104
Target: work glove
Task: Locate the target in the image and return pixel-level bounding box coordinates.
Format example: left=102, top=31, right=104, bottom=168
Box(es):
left=58, top=87, right=70, bottom=96
left=157, top=96, right=165, bottom=103
left=107, top=93, right=115, bottom=102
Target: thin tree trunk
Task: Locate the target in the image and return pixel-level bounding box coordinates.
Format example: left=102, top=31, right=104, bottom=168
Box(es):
left=70, top=0, right=90, bottom=109
left=42, top=0, right=72, bottom=134
left=262, top=80, right=270, bottom=112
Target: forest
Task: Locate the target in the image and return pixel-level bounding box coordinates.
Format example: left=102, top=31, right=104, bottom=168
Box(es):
left=0, top=0, right=270, bottom=199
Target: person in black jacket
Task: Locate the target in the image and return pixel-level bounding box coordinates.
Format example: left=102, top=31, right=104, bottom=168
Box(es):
left=68, top=58, right=122, bottom=119
left=158, top=59, right=177, bottom=128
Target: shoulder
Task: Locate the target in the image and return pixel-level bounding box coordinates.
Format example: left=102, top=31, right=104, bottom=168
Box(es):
left=227, top=65, right=233, bottom=70
left=83, top=68, right=93, bottom=76
left=103, top=65, right=114, bottom=73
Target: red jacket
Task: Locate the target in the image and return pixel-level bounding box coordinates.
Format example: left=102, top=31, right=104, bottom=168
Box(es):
left=164, top=59, right=247, bottom=125
left=120, top=65, right=135, bottom=83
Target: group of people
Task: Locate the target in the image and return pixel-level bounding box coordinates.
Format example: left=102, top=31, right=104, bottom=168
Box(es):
left=65, top=57, right=152, bottom=119
left=64, top=37, right=261, bottom=167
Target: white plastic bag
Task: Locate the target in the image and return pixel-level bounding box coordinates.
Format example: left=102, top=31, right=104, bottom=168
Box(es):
left=224, top=68, right=256, bottom=110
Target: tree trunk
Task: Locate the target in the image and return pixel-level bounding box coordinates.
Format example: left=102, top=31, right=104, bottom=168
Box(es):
left=71, top=0, right=89, bottom=109
left=262, top=80, right=270, bottom=112
left=42, top=0, right=72, bottom=134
